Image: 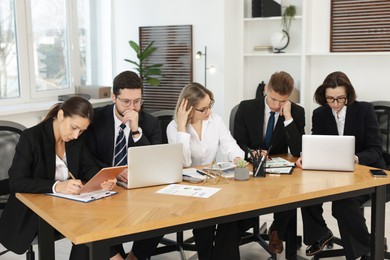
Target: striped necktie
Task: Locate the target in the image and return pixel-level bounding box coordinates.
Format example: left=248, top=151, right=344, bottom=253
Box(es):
left=264, top=111, right=275, bottom=149
left=114, top=124, right=127, bottom=166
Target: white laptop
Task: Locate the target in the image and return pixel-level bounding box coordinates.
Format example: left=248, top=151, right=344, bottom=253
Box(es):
left=302, top=135, right=355, bottom=171
left=117, top=143, right=183, bottom=189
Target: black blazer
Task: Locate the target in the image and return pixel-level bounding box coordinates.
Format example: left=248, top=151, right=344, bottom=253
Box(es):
left=86, top=104, right=162, bottom=168
left=234, top=97, right=305, bottom=157
left=0, top=119, right=99, bottom=254
left=312, top=101, right=386, bottom=169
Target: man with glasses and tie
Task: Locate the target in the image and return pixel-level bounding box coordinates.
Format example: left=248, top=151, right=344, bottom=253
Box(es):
left=86, top=70, right=162, bottom=260
left=234, top=71, right=305, bottom=254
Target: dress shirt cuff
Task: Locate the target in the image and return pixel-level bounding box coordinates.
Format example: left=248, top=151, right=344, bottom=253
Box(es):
left=52, top=181, right=60, bottom=193
left=284, top=118, right=293, bottom=127
left=354, top=155, right=359, bottom=164
left=132, top=133, right=142, bottom=142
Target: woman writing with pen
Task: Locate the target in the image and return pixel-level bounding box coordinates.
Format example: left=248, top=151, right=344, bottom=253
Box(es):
left=0, top=97, right=118, bottom=259
left=167, top=82, right=248, bottom=260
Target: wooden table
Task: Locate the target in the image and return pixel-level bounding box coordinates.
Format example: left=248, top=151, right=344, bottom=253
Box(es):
left=17, top=162, right=390, bottom=260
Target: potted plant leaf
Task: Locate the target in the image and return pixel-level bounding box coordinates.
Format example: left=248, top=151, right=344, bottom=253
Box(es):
left=124, top=40, right=163, bottom=86
left=271, top=5, right=297, bottom=53
left=234, top=159, right=250, bottom=181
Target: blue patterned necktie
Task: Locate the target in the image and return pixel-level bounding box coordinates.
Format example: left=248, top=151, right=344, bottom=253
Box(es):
left=264, top=112, right=275, bottom=149
left=114, top=124, right=127, bottom=166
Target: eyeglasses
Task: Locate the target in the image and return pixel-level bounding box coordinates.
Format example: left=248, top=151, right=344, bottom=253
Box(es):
left=116, top=96, right=144, bottom=107
left=195, top=100, right=215, bottom=114
left=325, top=97, right=347, bottom=104
left=203, top=161, right=229, bottom=185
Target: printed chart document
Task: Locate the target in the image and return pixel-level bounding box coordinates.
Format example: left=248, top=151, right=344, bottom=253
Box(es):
left=47, top=190, right=117, bottom=203
left=266, top=157, right=295, bottom=168
left=156, top=184, right=221, bottom=198
left=265, top=157, right=294, bottom=175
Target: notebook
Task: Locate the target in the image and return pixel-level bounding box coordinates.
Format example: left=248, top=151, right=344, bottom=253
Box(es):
left=117, top=143, right=183, bottom=189
left=302, top=135, right=355, bottom=171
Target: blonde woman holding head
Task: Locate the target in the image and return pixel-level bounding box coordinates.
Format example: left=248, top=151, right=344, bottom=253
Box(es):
left=167, top=82, right=244, bottom=167
left=167, top=82, right=246, bottom=260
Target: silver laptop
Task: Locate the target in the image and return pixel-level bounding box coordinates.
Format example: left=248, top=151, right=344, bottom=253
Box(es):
left=118, top=143, right=183, bottom=189
left=302, top=135, right=355, bottom=171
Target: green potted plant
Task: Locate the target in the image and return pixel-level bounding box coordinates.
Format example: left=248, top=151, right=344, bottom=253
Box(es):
left=124, top=40, right=163, bottom=86
left=281, top=5, right=297, bottom=35
left=234, top=159, right=250, bottom=181
left=271, top=5, right=297, bottom=53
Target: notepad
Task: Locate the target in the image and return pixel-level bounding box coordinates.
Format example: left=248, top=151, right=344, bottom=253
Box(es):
left=47, top=190, right=117, bottom=203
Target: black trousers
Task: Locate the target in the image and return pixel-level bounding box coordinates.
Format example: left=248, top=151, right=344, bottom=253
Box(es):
left=271, top=209, right=296, bottom=241
left=301, top=195, right=371, bottom=260
left=193, top=218, right=256, bottom=260
left=69, top=236, right=162, bottom=260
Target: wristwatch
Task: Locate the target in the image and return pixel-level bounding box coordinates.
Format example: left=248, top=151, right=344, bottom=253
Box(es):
left=131, top=127, right=142, bottom=136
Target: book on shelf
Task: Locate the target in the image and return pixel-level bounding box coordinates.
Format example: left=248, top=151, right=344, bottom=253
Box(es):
left=253, top=45, right=273, bottom=52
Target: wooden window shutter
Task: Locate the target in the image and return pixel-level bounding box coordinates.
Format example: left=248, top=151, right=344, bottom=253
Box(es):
left=139, top=25, right=193, bottom=110
left=331, top=0, right=390, bottom=52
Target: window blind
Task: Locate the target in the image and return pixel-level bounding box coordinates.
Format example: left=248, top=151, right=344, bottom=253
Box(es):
left=331, top=0, right=390, bottom=52
left=139, top=25, right=193, bottom=110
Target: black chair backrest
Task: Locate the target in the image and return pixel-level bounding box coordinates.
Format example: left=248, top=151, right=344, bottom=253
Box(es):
left=0, top=121, right=26, bottom=196
left=151, top=110, right=175, bottom=144
left=229, top=104, right=239, bottom=136
left=372, top=101, right=390, bottom=169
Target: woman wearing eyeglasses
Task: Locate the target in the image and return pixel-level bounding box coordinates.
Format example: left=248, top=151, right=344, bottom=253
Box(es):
left=296, top=71, right=387, bottom=260
left=167, top=82, right=245, bottom=260
left=167, top=82, right=244, bottom=167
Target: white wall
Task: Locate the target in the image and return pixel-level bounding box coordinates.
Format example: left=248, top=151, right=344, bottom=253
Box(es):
left=111, top=0, right=241, bottom=123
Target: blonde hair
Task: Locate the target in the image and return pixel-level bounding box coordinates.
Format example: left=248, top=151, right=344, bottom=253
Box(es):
left=175, top=82, right=214, bottom=125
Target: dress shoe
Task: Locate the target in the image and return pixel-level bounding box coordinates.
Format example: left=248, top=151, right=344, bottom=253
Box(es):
left=268, top=230, right=283, bottom=254
left=306, top=229, right=334, bottom=256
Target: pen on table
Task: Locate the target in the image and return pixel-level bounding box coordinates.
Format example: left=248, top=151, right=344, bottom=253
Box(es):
left=196, top=169, right=213, bottom=178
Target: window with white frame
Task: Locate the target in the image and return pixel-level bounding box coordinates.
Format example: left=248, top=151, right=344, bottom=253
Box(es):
left=0, top=0, right=112, bottom=103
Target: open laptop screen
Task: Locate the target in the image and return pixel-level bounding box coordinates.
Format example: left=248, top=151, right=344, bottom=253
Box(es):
left=302, top=135, right=355, bottom=171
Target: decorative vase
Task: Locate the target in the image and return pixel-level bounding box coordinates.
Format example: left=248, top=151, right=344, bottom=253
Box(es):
left=234, top=167, right=250, bottom=181
left=271, top=30, right=290, bottom=53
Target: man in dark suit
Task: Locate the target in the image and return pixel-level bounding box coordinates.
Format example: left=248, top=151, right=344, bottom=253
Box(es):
left=234, top=71, right=305, bottom=254
left=86, top=71, right=162, bottom=260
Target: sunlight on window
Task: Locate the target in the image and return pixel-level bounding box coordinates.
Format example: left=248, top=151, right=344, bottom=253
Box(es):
left=0, top=0, right=19, bottom=99
left=31, top=0, right=69, bottom=91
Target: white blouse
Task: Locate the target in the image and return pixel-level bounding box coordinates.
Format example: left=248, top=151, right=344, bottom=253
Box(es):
left=167, top=113, right=244, bottom=167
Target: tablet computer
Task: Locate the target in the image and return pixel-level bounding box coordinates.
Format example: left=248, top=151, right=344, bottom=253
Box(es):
left=78, top=165, right=127, bottom=193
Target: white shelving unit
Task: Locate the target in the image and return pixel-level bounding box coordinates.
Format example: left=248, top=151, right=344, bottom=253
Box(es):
left=241, top=0, right=390, bottom=132
left=242, top=0, right=306, bottom=105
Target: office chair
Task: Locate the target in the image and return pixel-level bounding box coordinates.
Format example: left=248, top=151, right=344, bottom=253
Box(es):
left=150, top=110, right=197, bottom=260
left=0, top=120, right=26, bottom=257
left=151, top=110, right=175, bottom=144
left=372, top=101, right=390, bottom=168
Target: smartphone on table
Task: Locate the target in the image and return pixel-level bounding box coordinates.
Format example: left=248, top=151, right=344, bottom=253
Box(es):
left=370, top=169, right=388, bottom=178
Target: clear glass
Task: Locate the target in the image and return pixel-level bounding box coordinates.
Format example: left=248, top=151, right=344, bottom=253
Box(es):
left=0, top=0, right=20, bottom=99
left=31, top=0, right=69, bottom=91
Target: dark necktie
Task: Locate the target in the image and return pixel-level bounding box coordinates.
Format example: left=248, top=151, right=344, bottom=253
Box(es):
left=114, top=124, right=127, bottom=166
left=264, top=112, right=275, bottom=149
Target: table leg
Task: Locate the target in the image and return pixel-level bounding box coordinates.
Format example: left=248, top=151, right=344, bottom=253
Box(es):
left=371, top=185, right=386, bottom=260
left=38, top=217, right=55, bottom=260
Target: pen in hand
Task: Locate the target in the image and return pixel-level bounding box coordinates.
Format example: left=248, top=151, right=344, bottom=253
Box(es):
left=68, top=171, right=76, bottom=180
